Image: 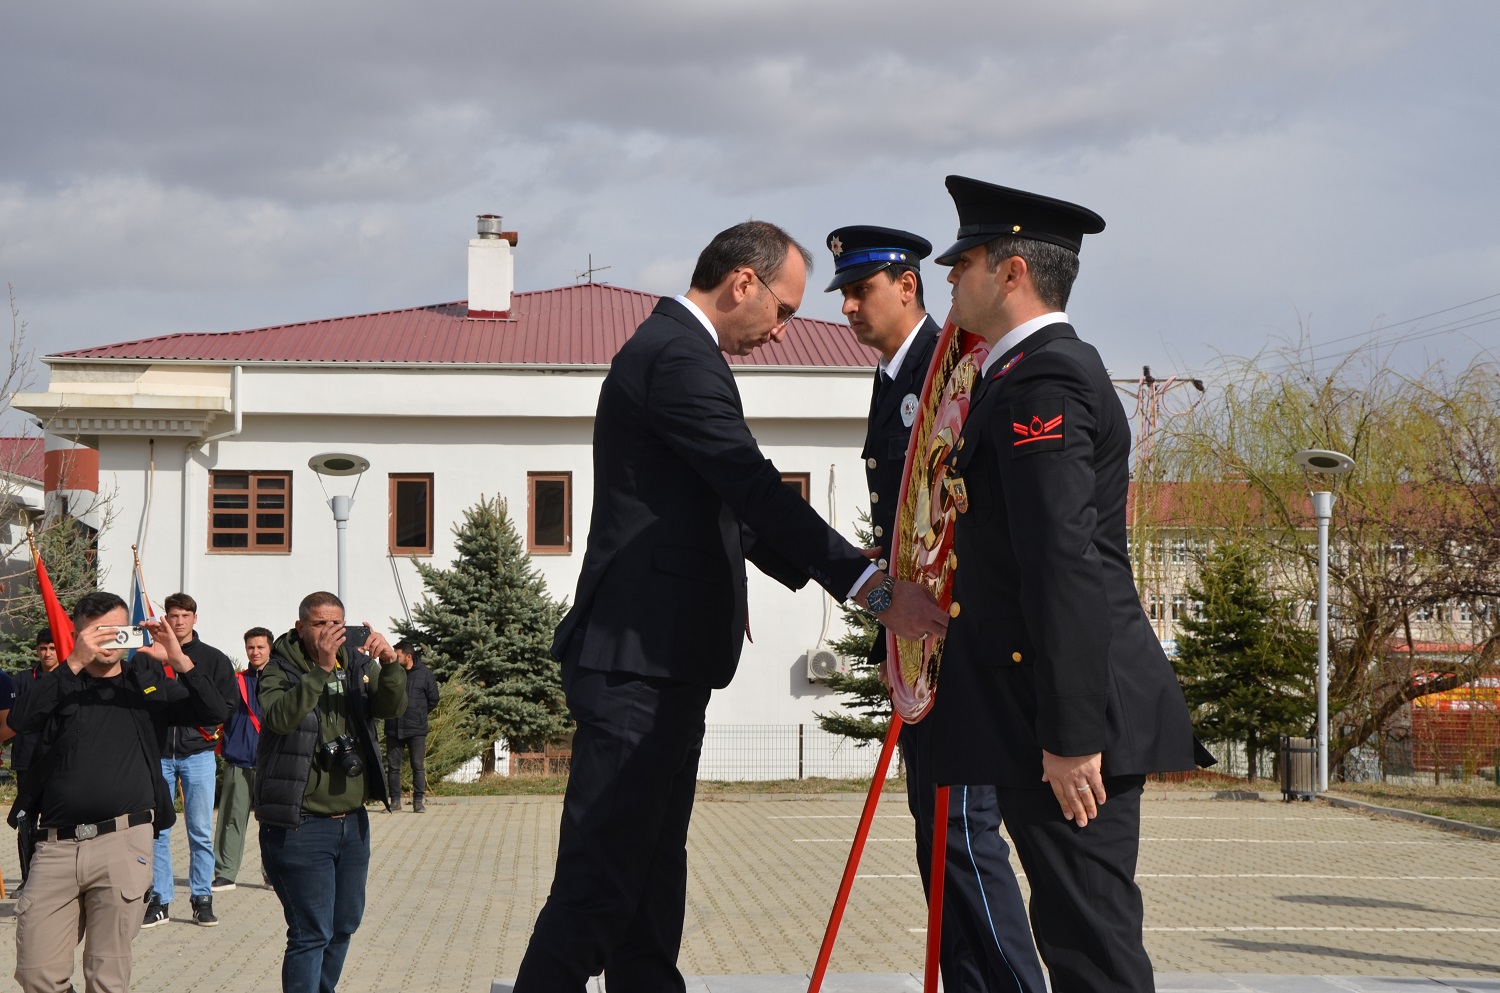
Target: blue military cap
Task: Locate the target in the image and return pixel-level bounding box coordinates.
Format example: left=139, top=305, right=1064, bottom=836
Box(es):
left=934, top=176, right=1105, bottom=265
left=823, top=225, right=932, bottom=292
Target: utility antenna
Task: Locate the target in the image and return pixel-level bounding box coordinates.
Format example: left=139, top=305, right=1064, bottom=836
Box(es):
left=574, top=254, right=612, bottom=285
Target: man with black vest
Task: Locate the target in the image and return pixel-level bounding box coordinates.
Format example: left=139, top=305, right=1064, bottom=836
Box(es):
left=256, top=591, right=406, bottom=993
left=932, top=176, right=1208, bottom=993
left=826, top=225, right=1044, bottom=993
left=10, top=592, right=226, bottom=993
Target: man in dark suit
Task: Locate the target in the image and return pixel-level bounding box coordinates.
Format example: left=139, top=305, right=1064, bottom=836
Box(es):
left=826, top=224, right=1044, bottom=993
left=930, top=177, right=1207, bottom=993
left=514, top=220, right=951, bottom=993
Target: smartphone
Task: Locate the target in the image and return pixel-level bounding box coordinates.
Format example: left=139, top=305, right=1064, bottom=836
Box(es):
left=113, top=625, right=148, bottom=650
left=343, top=625, right=371, bottom=651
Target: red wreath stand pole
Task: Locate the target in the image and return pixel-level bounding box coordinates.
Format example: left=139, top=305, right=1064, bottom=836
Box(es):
left=805, top=716, right=948, bottom=993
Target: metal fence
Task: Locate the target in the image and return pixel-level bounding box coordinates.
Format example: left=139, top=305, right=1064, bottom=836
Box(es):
left=696, top=724, right=899, bottom=782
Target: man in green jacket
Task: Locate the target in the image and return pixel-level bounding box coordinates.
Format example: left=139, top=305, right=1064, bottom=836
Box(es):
left=255, top=591, right=406, bottom=993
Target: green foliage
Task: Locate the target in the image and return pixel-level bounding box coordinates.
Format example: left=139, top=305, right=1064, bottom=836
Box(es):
left=394, top=496, right=571, bottom=754
left=815, top=514, right=892, bottom=744
left=0, top=518, right=99, bottom=672
left=1173, top=543, right=1316, bottom=779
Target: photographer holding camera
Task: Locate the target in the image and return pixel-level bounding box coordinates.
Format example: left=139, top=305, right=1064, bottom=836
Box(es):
left=255, top=591, right=407, bottom=993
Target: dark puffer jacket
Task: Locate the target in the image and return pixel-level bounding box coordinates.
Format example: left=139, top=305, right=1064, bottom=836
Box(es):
left=384, top=659, right=440, bottom=740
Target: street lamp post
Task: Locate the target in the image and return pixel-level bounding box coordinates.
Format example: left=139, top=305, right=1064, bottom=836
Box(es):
left=309, top=452, right=370, bottom=605
left=1294, top=448, right=1355, bottom=792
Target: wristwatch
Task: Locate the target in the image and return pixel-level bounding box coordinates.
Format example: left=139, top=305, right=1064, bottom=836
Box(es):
left=864, top=575, right=896, bottom=615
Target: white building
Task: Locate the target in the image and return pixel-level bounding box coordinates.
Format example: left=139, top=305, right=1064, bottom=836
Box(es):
left=13, top=219, right=889, bottom=775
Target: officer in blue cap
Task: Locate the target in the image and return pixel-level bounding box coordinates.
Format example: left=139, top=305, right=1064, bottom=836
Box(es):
left=931, top=176, right=1210, bottom=993
left=826, top=224, right=1045, bottom=993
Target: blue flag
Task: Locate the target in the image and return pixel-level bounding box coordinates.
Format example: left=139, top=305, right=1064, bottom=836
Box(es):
left=129, top=563, right=155, bottom=653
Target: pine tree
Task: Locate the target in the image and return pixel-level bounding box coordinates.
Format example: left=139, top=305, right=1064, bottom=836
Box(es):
left=815, top=515, right=891, bottom=744
left=394, top=496, right=571, bottom=764
left=1172, top=542, right=1317, bottom=780
left=1, top=518, right=99, bottom=672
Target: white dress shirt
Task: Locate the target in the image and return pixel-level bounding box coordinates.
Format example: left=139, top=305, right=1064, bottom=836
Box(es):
left=980, top=311, right=1068, bottom=377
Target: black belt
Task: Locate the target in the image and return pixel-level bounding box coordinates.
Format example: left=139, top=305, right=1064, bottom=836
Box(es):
left=41, top=810, right=153, bottom=842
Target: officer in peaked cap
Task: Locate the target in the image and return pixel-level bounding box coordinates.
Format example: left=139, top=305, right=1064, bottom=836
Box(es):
left=928, top=176, right=1210, bottom=993
left=827, top=223, right=1045, bottom=993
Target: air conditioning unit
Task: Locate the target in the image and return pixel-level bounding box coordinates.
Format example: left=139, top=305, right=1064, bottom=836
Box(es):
left=806, top=647, right=849, bottom=683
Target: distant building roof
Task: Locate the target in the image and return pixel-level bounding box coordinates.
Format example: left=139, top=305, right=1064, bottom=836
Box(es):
left=0, top=436, right=44, bottom=482
left=51, top=284, right=878, bottom=370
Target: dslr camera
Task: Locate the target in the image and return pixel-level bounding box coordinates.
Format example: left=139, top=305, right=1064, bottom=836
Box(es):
left=317, top=734, right=365, bottom=778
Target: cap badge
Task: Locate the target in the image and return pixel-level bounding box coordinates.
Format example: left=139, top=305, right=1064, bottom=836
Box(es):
left=1012, top=224, right=1021, bottom=233
left=830, top=236, right=844, bottom=256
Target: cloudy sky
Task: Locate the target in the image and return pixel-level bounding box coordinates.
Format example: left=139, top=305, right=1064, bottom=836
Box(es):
left=3, top=1, right=1498, bottom=387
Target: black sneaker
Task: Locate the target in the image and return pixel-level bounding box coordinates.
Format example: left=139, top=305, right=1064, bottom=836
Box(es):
left=142, top=893, right=168, bottom=928
left=190, top=895, right=219, bottom=927
left=210, top=877, right=236, bottom=892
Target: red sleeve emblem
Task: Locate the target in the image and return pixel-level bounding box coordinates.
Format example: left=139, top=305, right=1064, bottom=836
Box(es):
left=1008, top=399, right=1066, bottom=455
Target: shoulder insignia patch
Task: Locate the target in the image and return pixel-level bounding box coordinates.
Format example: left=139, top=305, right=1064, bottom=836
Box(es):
left=1009, top=398, right=1066, bottom=455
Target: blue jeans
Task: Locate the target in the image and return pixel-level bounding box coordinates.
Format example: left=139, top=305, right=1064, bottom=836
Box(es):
left=153, top=750, right=216, bottom=903
left=260, top=810, right=371, bottom=993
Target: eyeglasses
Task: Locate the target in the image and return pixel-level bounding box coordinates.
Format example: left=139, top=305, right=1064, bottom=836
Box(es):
left=749, top=270, right=796, bottom=326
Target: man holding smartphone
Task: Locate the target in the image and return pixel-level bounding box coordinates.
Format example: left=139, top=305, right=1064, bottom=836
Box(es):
left=10, top=592, right=227, bottom=992
left=146, top=592, right=237, bottom=928
left=256, top=592, right=406, bottom=993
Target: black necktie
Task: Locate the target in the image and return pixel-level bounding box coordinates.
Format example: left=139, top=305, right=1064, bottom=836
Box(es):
left=870, top=370, right=893, bottom=421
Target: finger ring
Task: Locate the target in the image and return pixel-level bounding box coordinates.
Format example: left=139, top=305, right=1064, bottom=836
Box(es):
left=1076, top=785, right=1091, bottom=793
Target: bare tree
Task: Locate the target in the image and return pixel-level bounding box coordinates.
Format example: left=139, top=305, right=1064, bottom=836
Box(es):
left=1157, top=344, right=1500, bottom=772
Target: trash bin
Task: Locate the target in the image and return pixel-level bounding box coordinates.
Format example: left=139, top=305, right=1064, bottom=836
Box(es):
left=1279, top=735, right=1316, bottom=801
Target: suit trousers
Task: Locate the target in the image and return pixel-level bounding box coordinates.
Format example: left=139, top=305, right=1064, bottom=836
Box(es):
left=14, top=822, right=154, bottom=993
left=513, top=664, right=710, bottom=993
left=904, top=722, right=1044, bottom=993
left=997, top=777, right=1152, bottom=993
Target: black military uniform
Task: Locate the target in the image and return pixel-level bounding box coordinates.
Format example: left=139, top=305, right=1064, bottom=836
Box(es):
left=930, top=177, right=1207, bottom=993
left=827, top=225, right=1044, bottom=993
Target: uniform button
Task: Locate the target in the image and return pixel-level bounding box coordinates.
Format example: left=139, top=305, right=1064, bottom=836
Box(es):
left=869, top=492, right=879, bottom=504
left=957, top=437, right=965, bottom=451
left=948, top=602, right=961, bottom=618
left=877, top=558, right=888, bottom=570
left=947, top=551, right=957, bottom=570
left=1011, top=651, right=1023, bottom=663
left=873, top=526, right=884, bottom=538
left=866, top=457, right=877, bottom=469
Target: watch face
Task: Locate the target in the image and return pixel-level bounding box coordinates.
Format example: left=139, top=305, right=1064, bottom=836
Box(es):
left=867, top=579, right=894, bottom=614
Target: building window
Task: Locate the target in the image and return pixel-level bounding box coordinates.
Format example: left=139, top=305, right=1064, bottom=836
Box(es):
left=389, top=474, right=434, bottom=555
left=209, top=471, right=291, bottom=552
left=528, top=472, right=572, bottom=553
left=781, top=472, right=811, bottom=501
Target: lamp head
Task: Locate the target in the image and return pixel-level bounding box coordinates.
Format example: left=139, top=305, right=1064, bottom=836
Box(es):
left=1294, top=449, right=1355, bottom=476
left=309, top=452, right=370, bottom=477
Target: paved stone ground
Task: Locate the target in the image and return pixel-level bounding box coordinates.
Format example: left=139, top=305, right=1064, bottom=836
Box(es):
left=0, top=789, right=1495, bottom=992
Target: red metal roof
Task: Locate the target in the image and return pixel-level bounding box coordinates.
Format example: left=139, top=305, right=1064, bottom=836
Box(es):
left=0, top=436, right=44, bottom=482
left=51, top=284, right=878, bottom=369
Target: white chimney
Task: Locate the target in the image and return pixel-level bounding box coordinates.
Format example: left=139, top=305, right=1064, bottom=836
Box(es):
left=467, top=214, right=518, bottom=318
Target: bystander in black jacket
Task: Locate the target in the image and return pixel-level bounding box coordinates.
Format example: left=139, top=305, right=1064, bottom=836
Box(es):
left=160, top=636, right=236, bottom=757
left=384, top=656, right=439, bottom=740
left=9, top=653, right=228, bottom=833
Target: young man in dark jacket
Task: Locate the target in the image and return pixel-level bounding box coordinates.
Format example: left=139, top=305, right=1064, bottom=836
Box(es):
left=211, top=626, right=271, bottom=890
left=384, top=640, right=440, bottom=812
left=8, top=628, right=61, bottom=894
left=10, top=591, right=226, bottom=993
left=256, top=591, right=405, bottom=993
left=146, top=592, right=237, bottom=928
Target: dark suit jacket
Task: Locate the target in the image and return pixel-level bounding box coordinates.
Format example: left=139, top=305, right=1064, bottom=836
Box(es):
left=552, top=297, right=871, bottom=689
left=930, top=322, right=1199, bottom=786
left=862, top=316, right=939, bottom=666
